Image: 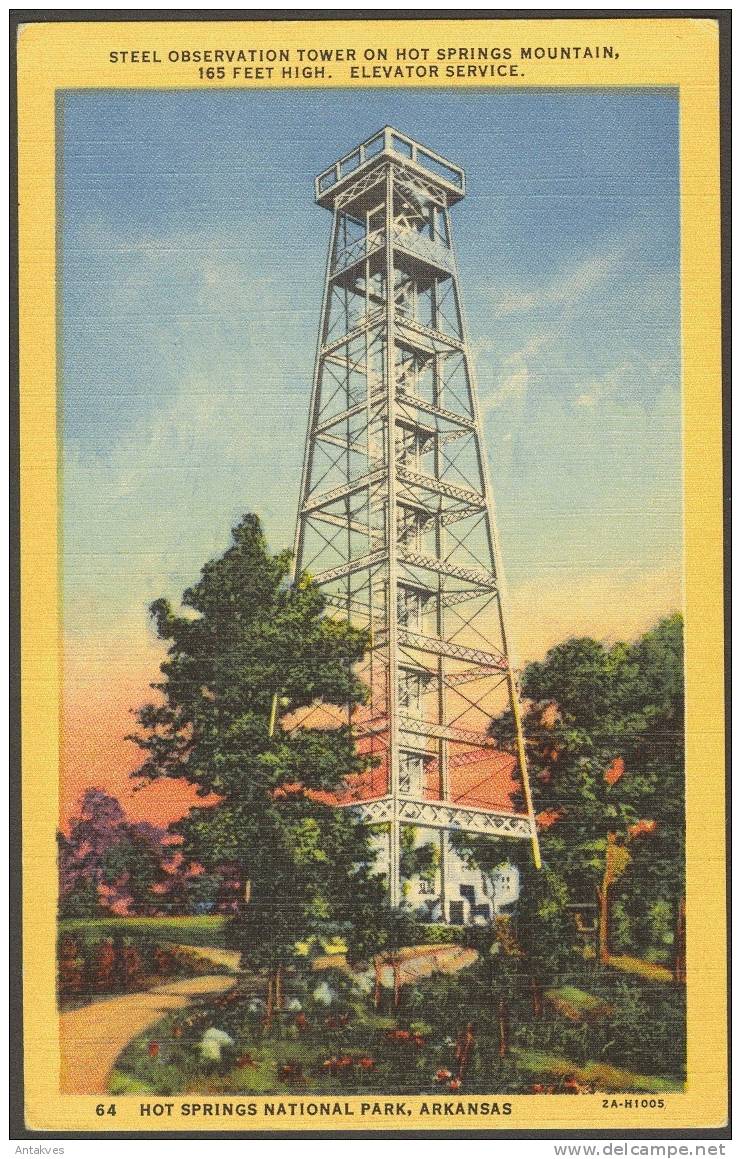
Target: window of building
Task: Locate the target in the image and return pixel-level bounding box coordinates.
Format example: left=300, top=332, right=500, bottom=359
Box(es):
left=398, top=669, right=428, bottom=716
left=449, top=901, right=465, bottom=925
left=397, top=585, right=431, bottom=632
left=399, top=750, right=427, bottom=796
left=397, top=506, right=425, bottom=553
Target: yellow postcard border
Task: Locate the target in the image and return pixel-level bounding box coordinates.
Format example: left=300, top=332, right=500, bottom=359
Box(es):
left=16, top=14, right=727, bottom=1135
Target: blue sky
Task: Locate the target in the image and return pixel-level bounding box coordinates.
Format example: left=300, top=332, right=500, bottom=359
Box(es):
left=60, top=86, right=681, bottom=662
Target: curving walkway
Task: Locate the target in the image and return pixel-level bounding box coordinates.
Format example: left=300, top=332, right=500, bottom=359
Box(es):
left=60, top=973, right=235, bottom=1094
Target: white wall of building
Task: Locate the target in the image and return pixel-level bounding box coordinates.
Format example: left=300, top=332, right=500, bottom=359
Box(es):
left=368, top=826, right=521, bottom=925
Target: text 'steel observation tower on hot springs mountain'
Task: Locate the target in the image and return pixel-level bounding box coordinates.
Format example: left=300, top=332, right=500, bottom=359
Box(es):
left=293, top=128, right=541, bottom=919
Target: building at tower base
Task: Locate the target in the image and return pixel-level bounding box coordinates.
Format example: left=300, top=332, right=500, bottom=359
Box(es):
left=367, top=826, right=521, bottom=926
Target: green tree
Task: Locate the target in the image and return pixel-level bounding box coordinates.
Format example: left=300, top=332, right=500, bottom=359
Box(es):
left=514, top=861, right=573, bottom=1013
left=450, top=835, right=572, bottom=1021
left=58, top=788, right=174, bottom=916
left=57, top=871, right=103, bottom=919
left=346, top=903, right=422, bottom=1010
left=129, top=513, right=385, bottom=1014
left=400, top=825, right=439, bottom=900
left=517, top=614, right=685, bottom=965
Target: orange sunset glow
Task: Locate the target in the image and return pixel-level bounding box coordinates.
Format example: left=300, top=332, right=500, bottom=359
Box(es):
left=61, top=561, right=680, bottom=832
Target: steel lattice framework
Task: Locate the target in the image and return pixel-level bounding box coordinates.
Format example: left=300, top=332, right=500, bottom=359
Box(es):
left=293, top=127, right=541, bottom=913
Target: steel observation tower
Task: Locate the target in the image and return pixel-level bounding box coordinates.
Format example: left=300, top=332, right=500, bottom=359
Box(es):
left=293, top=127, right=541, bottom=916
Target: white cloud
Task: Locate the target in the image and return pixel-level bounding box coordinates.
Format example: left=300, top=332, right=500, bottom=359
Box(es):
left=491, top=241, right=631, bottom=320
left=63, top=355, right=304, bottom=646
left=480, top=334, right=548, bottom=414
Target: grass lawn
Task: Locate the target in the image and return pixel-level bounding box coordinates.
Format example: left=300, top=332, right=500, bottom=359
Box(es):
left=607, top=955, right=674, bottom=983
left=513, top=1048, right=683, bottom=1093
left=544, top=986, right=613, bottom=1022
left=59, top=915, right=229, bottom=948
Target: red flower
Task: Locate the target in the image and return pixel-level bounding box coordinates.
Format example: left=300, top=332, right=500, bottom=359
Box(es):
left=413, top=1034, right=426, bottom=1049
left=357, top=1057, right=375, bottom=1070
left=322, top=1057, right=340, bottom=1074
left=148, top=1041, right=159, bottom=1059
left=280, top=1062, right=303, bottom=1080
left=604, top=757, right=625, bottom=786
left=563, top=1076, right=581, bottom=1094
left=435, top=1069, right=452, bottom=1082
left=530, top=1083, right=545, bottom=1094
left=628, top=818, right=657, bottom=840
left=449, top=1078, right=462, bottom=1092
left=338, top=1056, right=354, bottom=1069
left=385, top=1028, right=411, bottom=1042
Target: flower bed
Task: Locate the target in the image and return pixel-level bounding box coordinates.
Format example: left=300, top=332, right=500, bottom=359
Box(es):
left=109, top=957, right=685, bottom=1097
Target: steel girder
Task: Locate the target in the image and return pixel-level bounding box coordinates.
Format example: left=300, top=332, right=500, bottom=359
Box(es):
left=340, top=795, right=533, bottom=840
left=292, top=132, right=542, bottom=919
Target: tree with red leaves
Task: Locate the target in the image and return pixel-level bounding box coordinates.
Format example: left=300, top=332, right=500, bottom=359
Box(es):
left=58, top=788, right=173, bottom=916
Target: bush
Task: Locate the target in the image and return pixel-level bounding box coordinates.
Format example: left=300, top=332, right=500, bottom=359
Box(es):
left=415, top=923, right=463, bottom=945
left=56, top=930, right=232, bottom=999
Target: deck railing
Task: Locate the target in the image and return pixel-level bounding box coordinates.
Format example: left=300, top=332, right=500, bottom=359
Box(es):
left=316, top=127, right=465, bottom=202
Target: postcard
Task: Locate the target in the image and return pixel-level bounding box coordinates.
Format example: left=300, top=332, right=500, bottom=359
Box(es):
left=13, top=11, right=728, bottom=1138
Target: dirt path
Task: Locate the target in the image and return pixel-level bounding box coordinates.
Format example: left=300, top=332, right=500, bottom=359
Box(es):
left=314, top=942, right=478, bottom=988
left=172, top=945, right=241, bottom=972
left=60, top=974, right=235, bottom=1094
left=394, top=943, right=477, bottom=985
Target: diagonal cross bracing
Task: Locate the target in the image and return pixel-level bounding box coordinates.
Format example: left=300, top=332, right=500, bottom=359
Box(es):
left=397, top=466, right=485, bottom=508
left=293, top=130, right=542, bottom=917
left=396, top=393, right=475, bottom=430
left=397, top=628, right=507, bottom=670
left=332, top=226, right=386, bottom=274
left=341, top=796, right=533, bottom=839
left=398, top=549, right=498, bottom=590
left=397, top=315, right=465, bottom=353
left=311, top=549, right=388, bottom=585
left=302, top=468, right=387, bottom=514
left=321, top=308, right=385, bottom=356
left=398, top=716, right=496, bottom=748
left=308, top=509, right=385, bottom=540
left=423, top=666, right=502, bottom=694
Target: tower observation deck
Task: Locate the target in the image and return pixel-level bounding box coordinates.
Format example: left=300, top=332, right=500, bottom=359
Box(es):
left=293, top=127, right=541, bottom=915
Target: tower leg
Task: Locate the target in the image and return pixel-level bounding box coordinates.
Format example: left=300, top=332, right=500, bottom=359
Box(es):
left=439, top=829, right=448, bottom=924
left=389, top=820, right=401, bottom=908
left=507, top=670, right=542, bottom=870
